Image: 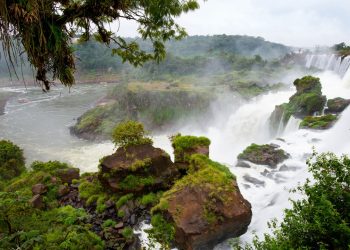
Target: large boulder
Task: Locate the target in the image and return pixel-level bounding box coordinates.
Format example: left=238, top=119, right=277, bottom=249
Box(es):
left=269, top=76, right=326, bottom=134
left=98, top=144, right=179, bottom=194
left=325, top=97, right=350, bottom=114
left=237, top=143, right=289, bottom=168
left=151, top=155, right=252, bottom=250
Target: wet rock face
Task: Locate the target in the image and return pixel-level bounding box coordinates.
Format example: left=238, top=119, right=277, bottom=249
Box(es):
left=99, top=144, right=179, bottom=194
left=163, top=182, right=251, bottom=250
left=325, top=97, right=350, bottom=114
left=237, top=143, right=289, bottom=168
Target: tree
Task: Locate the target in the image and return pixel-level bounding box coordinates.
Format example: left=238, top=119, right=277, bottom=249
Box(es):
left=245, top=152, right=350, bottom=249
left=0, top=140, right=25, bottom=181
left=0, top=0, right=200, bottom=90
left=112, top=120, right=152, bottom=148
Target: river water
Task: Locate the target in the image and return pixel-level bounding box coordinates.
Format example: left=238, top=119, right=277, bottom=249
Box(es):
left=1, top=70, right=350, bottom=248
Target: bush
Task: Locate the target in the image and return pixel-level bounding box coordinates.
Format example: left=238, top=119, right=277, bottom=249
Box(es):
left=0, top=140, right=25, bottom=181
left=245, top=152, right=350, bottom=249
left=112, top=120, right=153, bottom=148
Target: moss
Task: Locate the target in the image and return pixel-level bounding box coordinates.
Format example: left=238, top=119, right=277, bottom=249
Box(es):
left=117, top=210, right=125, bottom=218
left=140, top=192, right=161, bottom=206
left=102, top=219, right=116, bottom=229
left=238, top=143, right=287, bottom=164
left=119, top=175, right=155, bottom=191
left=171, top=134, right=211, bottom=151
left=147, top=214, right=175, bottom=249
left=121, top=226, right=134, bottom=240
left=116, top=194, right=134, bottom=209
left=130, top=158, right=152, bottom=172
left=152, top=154, right=235, bottom=215
left=300, top=114, right=337, bottom=130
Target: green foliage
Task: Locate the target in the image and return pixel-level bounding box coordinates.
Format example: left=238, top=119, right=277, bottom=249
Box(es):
left=246, top=152, right=350, bottom=249
left=30, top=160, right=69, bottom=174
left=171, top=134, right=211, bottom=163
left=300, top=114, right=337, bottom=129
left=121, top=226, right=134, bottom=240
left=171, top=134, right=211, bottom=151
left=147, top=214, right=175, bottom=249
left=0, top=0, right=200, bottom=89
left=116, top=194, right=134, bottom=209
left=119, top=175, right=155, bottom=191
left=0, top=140, right=25, bottom=181
left=102, top=219, right=116, bottom=229
left=112, top=120, right=153, bottom=148
left=130, top=158, right=152, bottom=172
left=140, top=192, right=161, bottom=206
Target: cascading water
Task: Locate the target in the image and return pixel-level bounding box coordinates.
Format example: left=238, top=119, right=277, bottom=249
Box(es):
left=306, top=53, right=350, bottom=78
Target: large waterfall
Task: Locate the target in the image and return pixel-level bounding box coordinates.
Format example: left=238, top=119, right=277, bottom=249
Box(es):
left=306, top=54, right=350, bottom=78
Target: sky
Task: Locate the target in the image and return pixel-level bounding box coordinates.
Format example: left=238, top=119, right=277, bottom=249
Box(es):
left=116, top=0, right=350, bottom=48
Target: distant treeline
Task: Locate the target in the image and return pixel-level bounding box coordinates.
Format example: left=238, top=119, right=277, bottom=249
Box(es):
left=0, top=35, right=292, bottom=80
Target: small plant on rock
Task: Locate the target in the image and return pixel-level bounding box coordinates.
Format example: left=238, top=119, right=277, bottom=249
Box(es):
left=112, top=120, right=153, bottom=148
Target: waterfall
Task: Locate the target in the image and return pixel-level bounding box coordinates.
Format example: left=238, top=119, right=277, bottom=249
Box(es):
left=306, top=54, right=350, bottom=78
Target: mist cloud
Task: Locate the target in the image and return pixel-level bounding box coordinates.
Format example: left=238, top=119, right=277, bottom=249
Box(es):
left=115, top=0, right=350, bottom=48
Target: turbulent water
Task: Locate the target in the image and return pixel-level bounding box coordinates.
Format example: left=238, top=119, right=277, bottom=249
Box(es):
left=1, top=69, right=350, bottom=248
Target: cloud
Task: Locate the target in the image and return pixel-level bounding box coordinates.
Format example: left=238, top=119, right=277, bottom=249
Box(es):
left=114, top=0, right=350, bottom=47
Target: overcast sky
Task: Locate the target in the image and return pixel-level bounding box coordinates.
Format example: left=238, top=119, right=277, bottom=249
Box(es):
left=116, top=0, right=350, bottom=48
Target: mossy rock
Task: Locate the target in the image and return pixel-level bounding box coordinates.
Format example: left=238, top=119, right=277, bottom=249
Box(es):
left=269, top=76, right=327, bottom=135
left=238, top=143, right=289, bottom=168
left=299, top=114, right=338, bottom=130
left=150, top=154, right=251, bottom=250
left=71, top=84, right=213, bottom=141
left=325, top=97, right=350, bottom=114
left=98, top=144, right=179, bottom=194
left=171, top=134, right=210, bottom=171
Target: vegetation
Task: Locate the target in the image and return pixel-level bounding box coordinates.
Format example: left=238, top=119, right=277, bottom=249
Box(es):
left=270, top=76, right=327, bottom=134
left=244, top=152, right=350, bottom=249
left=0, top=140, right=25, bottom=181
left=112, top=120, right=153, bottom=148
left=300, top=114, right=338, bottom=129
left=171, top=134, right=211, bottom=163
left=0, top=0, right=200, bottom=90
left=147, top=213, right=176, bottom=249
left=332, top=42, right=350, bottom=56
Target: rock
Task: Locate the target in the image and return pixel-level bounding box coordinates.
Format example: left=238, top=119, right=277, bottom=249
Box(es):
left=325, top=97, right=350, bottom=114
left=237, top=143, right=289, bottom=168
left=32, top=183, right=48, bottom=195
left=269, top=76, right=327, bottom=135
left=29, top=194, right=44, bottom=209
left=171, top=134, right=210, bottom=172
left=236, top=160, right=251, bottom=168
left=105, top=199, right=115, bottom=208
left=57, top=185, right=70, bottom=197
left=299, top=114, right=337, bottom=130
left=99, top=144, right=179, bottom=194
left=152, top=155, right=252, bottom=250
left=243, top=175, right=265, bottom=187
left=56, top=168, right=80, bottom=184
left=114, top=222, right=124, bottom=229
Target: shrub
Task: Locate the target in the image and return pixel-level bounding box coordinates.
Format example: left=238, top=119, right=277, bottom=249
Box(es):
left=112, top=120, right=153, bottom=148
left=30, top=160, right=69, bottom=173
left=245, top=152, right=350, bottom=249
left=0, top=140, right=25, bottom=181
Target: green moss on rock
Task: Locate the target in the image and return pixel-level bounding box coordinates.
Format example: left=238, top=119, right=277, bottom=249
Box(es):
left=238, top=143, right=289, bottom=167
left=300, top=114, right=338, bottom=130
